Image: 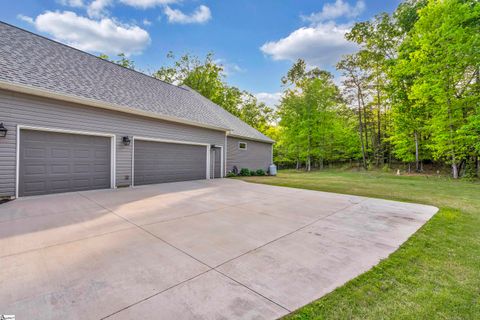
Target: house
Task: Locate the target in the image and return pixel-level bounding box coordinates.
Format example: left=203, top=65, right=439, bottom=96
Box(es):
left=0, top=22, right=274, bottom=198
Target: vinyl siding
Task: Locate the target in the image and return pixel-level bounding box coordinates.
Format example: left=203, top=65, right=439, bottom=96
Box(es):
left=226, top=136, right=273, bottom=173
left=0, top=89, right=226, bottom=197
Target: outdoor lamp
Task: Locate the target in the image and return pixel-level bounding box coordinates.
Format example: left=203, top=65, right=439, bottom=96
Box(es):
left=0, top=123, right=7, bottom=138
left=122, top=136, right=131, bottom=146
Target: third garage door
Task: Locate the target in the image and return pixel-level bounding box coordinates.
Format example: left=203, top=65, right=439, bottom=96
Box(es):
left=133, top=140, right=207, bottom=186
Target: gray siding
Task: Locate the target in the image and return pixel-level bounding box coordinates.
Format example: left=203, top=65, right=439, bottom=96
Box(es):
left=226, top=136, right=273, bottom=173
left=0, top=89, right=226, bottom=197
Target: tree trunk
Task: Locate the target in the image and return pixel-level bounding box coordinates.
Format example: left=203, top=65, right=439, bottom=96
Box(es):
left=452, top=162, right=459, bottom=179
left=306, top=156, right=311, bottom=172
left=376, top=75, right=382, bottom=167
left=357, top=89, right=367, bottom=169
left=414, top=131, right=420, bottom=172
left=296, top=159, right=300, bottom=170
left=475, top=156, right=479, bottom=177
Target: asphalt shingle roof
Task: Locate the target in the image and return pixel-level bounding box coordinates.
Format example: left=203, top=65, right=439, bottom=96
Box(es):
left=0, top=22, right=273, bottom=143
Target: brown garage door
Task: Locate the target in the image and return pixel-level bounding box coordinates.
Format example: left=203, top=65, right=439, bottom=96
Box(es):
left=133, top=140, right=207, bottom=186
left=19, top=129, right=111, bottom=196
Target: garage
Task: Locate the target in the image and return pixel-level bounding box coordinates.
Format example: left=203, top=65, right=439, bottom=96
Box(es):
left=133, top=139, right=207, bottom=186
left=18, top=129, right=113, bottom=197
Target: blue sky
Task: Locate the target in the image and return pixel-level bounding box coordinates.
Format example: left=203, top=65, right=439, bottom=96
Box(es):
left=1, top=0, right=400, bottom=106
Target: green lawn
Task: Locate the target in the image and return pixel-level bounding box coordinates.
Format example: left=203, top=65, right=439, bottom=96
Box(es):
left=238, top=170, right=480, bottom=320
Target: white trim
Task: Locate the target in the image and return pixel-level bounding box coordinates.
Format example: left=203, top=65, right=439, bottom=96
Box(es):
left=131, top=137, right=135, bottom=186
left=220, top=145, right=224, bottom=178
left=238, top=141, right=248, bottom=151
left=16, top=125, right=116, bottom=198
left=133, top=136, right=211, bottom=147
left=224, top=133, right=228, bottom=176
left=207, top=145, right=211, bottom=179
left=131, top=136, right=211, bottom=186
left=0, top=81, right=231, bottom=133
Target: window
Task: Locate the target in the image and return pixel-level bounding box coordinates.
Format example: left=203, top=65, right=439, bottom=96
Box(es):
left=238, top=142, right=247, bottom=150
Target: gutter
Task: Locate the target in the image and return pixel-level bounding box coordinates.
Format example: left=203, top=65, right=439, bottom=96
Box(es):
left=0, top=80, right=232, bottom=133
left=227, top=133, right=275, bottom=144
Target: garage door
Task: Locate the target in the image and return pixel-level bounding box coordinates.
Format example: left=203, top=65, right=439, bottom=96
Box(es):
left=19, top=129, right=111, bottom=196
left=134, top=140, right=207, bottom=186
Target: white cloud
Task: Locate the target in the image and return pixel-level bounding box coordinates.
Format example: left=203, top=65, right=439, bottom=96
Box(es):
left=57, top=0, right=85, bottom=7
left=17, top=14, right=34, bottom=24
left=143, top=18, right=152, bottom=25
left=164, top=5, right=211, bottom=24
left=21, top=11, right=150, bottom=56
left=120, top=0, right=178, bottom=9
left=302, top=0, right=365, bottom=23
left=255, top=92, right=283, bottom=108
left=214, top=58, right=245, bottom=76
left=87, top=0, right=113, bottom=18
left=260, top=22, right=357, bottom=69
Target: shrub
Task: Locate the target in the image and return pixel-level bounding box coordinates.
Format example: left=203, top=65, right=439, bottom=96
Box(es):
left=250, top=170, right=257, bottom=176
left=239, top=168, right=251, bottom=176
left=226, top=172, right=237, bottom=178
left=256, top=169, right=266, bottom=176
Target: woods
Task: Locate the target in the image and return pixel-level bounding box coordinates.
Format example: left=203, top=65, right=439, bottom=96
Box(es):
left=274, top=0, right=480, bottom=178
left=102, top=0, right=479, bottom=179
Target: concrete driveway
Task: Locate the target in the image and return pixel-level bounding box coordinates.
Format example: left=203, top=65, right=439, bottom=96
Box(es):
left=0, top=179, right=437, bottom=319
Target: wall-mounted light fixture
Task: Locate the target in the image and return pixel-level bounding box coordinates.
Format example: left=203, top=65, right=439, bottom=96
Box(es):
left=0, top=123, right=7, bottom=138
left=122, top=136, right=131, bottom=146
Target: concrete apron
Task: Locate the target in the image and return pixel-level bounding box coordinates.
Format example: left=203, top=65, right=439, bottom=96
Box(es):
left=0, top=179, right=438, bottom=319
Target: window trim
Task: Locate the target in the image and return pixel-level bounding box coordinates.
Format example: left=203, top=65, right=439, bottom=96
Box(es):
left=238, top=141, right=248, bottom=150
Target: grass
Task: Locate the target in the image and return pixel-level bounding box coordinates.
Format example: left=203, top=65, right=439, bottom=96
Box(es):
left=238, top=170, right=480, bottom=320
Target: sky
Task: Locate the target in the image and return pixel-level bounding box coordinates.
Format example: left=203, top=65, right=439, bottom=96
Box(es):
left=1, top=0, right=400, bottom=107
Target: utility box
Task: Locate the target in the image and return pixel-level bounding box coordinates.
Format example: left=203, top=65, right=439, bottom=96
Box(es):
left=269, top=164, right=277, bottom=176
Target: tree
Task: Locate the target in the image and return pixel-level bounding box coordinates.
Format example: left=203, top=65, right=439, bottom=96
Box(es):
left=407, top=0, right=480, bottom=178
left=389, top=0, right=429, bottom=172
left=278, top=60, right=359, bottom=170
left=99, top=53, right=135, bottom=70
left=153, top=52, right=274, bottom=133
left=337, top=53, right=370, bottom=169
left=346, top=13, right=400, bottom=167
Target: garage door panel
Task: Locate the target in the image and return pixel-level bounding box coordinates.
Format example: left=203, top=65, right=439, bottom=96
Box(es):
left=134, top=140, right=206, bottom=186
left=19, top=130, right=111, bottom=196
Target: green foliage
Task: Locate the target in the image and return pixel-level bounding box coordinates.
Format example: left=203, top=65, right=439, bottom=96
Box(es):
left=276, top=61, right=359, bottom=170
left=256, top=169, right=266, bottom=176
left=249, top=170, right=257, bottom=176
left=226, top=172, right=237, bottom=178
left=99, top=53, right=135, bottom=70
left=152, top=52, right=274, bottom=134
left=238, top=168, right=251, bottom=176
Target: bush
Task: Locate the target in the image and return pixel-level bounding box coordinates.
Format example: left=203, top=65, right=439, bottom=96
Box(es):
left=226, top=172, right=237, bottom=178
left=239, top=168, right=251, bottom=176
left=250, top=170, right=257, bottom=176
left=256, top=169, right=266, bottom=176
